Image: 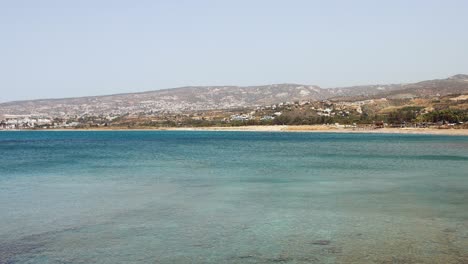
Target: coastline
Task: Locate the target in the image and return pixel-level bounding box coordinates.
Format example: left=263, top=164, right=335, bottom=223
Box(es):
left=165, top=126, right=468, bottom=135
left=3, top=125, right=468, bottom=136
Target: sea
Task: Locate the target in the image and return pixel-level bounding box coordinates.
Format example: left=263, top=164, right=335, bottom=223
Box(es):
left=0, top=131, right=467, bottom=264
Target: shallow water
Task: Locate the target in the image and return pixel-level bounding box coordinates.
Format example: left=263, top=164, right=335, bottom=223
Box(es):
left=0, top=131, right=467, bottom=263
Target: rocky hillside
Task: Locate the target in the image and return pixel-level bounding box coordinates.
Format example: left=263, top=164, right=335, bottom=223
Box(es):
left=328, top=75, right=468, bottom=101
left=1, top=75, right=467, bottom=117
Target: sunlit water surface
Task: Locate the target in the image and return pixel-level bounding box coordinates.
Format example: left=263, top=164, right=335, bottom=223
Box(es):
left=0, top=131, right=467, bottom=263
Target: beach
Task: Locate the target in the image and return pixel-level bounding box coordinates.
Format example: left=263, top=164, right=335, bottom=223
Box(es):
left=25, top=125, right=468, bottom=136
left=166, top=125, right=468, bottom=135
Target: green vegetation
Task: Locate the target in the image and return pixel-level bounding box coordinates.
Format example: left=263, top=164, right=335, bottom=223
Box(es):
left=386, top=106, right=425, bottom=124
left=420, top=110, right=468, bottom=123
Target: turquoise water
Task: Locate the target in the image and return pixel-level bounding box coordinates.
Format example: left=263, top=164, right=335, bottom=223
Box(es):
left=0, top=131, right=467, bottom=263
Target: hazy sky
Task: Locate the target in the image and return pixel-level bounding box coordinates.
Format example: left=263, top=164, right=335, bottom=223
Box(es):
left=1, top=0, right=468, bottom=102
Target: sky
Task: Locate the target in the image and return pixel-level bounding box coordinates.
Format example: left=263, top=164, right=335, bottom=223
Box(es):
left=1, top=0, right=468, bottom=102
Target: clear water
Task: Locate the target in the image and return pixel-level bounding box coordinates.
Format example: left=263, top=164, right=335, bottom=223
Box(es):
left=0, top=131, right=467, bottom=264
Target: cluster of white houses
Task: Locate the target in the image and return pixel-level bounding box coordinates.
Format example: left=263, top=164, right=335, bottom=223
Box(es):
left=0, top=115, right=82, bottom=130
left=0, top=115, right=52, bottom=129
left=230, top=111, right=282, bottom=122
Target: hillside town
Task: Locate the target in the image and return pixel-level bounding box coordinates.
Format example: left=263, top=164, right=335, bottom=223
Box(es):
left=2, top=94, right=467, bottom=130
left=2, top=75, right=468, bottom=130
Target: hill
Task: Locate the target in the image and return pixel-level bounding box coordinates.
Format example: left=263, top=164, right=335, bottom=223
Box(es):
left=1, top=75, right=467, bottom=117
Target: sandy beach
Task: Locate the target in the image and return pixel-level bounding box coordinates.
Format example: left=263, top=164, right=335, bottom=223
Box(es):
left=21, top=125, right=468, bottom=135
left=165, top=125, right=468, bottom=135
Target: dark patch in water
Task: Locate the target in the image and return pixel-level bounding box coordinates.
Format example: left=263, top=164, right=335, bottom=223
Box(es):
left=0, top=239, right=46, bottom=264
left=296, top=256, right=319, bottom=262
left=191, top=243, right=213, bottom=249
left=310, top=240, right=331, bottom=245
left=415, top=155, right=468, bottom=161
left=267, top=255, right=293, bottom=263
left=0, top=226, right=82, bottom=264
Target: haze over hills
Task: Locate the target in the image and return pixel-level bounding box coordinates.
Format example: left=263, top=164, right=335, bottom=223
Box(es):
left=1, top=75, right=468, bottom=117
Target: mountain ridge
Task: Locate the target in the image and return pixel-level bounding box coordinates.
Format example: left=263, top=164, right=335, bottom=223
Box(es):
left=1, top=75, right=467, bottom=117
left=3, top=74, right=467, bottom=105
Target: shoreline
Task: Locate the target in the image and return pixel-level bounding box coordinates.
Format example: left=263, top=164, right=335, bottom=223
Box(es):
left=2, top=125, right=468, bottom=135
left=163, top=126, right=468, bottom=135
